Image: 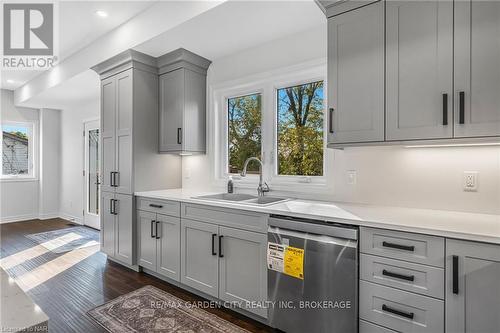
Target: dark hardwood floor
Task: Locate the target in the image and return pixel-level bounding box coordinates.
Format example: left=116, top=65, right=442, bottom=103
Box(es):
left=0, top=219, right=273, bottom=333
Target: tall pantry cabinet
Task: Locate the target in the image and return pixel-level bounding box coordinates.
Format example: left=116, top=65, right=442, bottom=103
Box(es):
left=92, top=50, right=181, bottom=267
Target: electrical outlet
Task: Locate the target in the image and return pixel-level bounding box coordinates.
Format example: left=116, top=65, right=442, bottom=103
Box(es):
left=347, top=170, right=357, bottom=185
left=463, top=171, right=478, bottom=192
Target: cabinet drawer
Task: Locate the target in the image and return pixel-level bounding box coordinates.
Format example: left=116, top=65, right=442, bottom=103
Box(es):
left=359, top=320, right=397, bottom=333
left=181, top=203, right=268, bottom=233
left=360, top=281, right=444, bottom=333
left=360, top=254, right=444, bottom=299
left=136, top=197, right=180, bottom=217
left=360, top=227, right=444, bottom=267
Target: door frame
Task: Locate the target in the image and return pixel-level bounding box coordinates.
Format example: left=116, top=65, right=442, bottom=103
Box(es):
left=83, top=118, right=100, bottom=229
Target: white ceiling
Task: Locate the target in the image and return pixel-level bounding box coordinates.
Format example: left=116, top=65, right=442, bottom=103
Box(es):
left=7, top=0, right=326, bottom=109
left=135, top=0, right=325, bottom=60
left=1, top=1, right=156, bottom=90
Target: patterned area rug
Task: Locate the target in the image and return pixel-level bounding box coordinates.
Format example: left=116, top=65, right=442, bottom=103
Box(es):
left=25, top=226, right=99, bottom=253
left=87, top=286, right=251, bottom=333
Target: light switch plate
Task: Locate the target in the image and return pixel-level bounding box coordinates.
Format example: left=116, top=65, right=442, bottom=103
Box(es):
left=463, top=171, right=478, bottom=192
left=347, top=170, right=357, bottom=185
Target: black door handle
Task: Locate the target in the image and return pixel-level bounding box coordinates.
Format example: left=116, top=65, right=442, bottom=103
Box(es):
left=329, top=108, right=334, bottom=133
left=382, top=269, right=415, bottom=282
left=459, top=91, right=465, bottom=124
left=382, top=304, right=414, bottom=320
left=151, top=220, right=155, bottom=238
left=219, top=235, right=224, bottom=258
left=177, top=128, right=182, bottom=145
left=382, top=241, right=415, bottom=252
left=155, top=221, right=160, bottom=239
left=149, top=204, right=163, bottom=209
left=442, top=93, right=448, bottom=126
left=211, top=234, right=217, bottom=256
left=452, top=255, right=459, bottom=294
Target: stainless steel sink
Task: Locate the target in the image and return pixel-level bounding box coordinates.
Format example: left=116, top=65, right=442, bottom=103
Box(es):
left=193, top=193, right=289, bottom=206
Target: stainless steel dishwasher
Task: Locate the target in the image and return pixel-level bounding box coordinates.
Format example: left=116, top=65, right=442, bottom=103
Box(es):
left=267, top=215, right=358, bottom=333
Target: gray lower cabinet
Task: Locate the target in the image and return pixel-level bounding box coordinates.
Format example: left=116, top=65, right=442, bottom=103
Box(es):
left=218, top=226, right=267, bottom=318
left=101, top=192, right=134, bottom=266
left=327, top=0, right=385, bottom=144
left=181, top=218, right=219, bottom=297
left=138, top=210, right=181, bottom=281
left=180, top=217, right=268, bottom=318
left=445, top=239, right=500, bottom=333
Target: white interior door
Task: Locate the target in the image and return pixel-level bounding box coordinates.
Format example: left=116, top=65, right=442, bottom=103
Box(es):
left=84, top=120, right=100, bottom=229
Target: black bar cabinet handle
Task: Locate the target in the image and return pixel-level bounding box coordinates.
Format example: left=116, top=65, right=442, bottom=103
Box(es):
left=155, top=221, right=160, bottom=239
left=177, top=128, right=182, bottom=144
left=109, top=198, right=114, bottom=215
left=110, top=172, right=114, bottom=187
left=382, top=304, right=414, bottom=320
left=452, top=255, right=459, bottom=294
left=382, top=269, right=415, bottom=282
left=442, top=93, right=448, bottom=126
left=149, top=204, right=163, bottom=209
left=211, top=234, right=217, bottom=256
left=329, top=108, right=334, bottom=133
left=382, top=241, right=415, bottom=252
left=151, top=220, right=155, bottom=238
left=219, top=235, right=224, bottom=258
left=113, top=199, right=118, bottom=215
left=113, top=172, right=119, bottom=187
left=459, top=91, right=465, bottom=124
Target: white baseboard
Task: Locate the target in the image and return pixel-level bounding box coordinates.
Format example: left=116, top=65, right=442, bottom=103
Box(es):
left=58, top=213, right=83, bottom=225
left=0, top=214, right=39, bottom=224
left=0, top=212, right=84, bottom=225
left=38, top=213, right=60, bottom=220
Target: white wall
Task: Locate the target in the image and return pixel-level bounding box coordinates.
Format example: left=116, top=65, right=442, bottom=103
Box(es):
left=59, top=98, right=100, bottom=223
left=182, top=26, right=500, bottom=215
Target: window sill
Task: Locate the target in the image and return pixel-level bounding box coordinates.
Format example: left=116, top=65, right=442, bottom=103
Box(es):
left=0, top=177, right=38, bottom=183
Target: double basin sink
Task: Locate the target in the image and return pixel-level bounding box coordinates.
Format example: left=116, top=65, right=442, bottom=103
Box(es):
left=194, top=193, right=289, bottom=206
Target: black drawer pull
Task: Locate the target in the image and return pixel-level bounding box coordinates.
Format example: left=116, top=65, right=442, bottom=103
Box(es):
left=382, top=241, right=415, bottom=252
left=151, top=220, right=155, bottom=238
left=459, top=91, right=465, bottom=124
left=211, top=234, right=217, bottom=256
left=177, top=128, right=182, bottom=145
left=149, top=204, right=163, bottom=209
left=219, top=235, right=224, bottom=258
left=329, top=108, right=334, bottom=133
left=382, top=304, right=414, bottom=320
left=155, top=221, right=160, bottom=239
left=452, top=255, right=459, bottom=294
left=442, top=93, right=448, bottom=126
left=382, top=269, right=415, bottom=282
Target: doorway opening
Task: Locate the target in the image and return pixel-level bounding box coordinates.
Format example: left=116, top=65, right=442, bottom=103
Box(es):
left=83, top=120, right=100, bottom=230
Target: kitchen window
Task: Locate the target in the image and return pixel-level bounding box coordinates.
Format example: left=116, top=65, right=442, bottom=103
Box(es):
left=215, top=62, right=328, bottom=190
left=1, top=122, right=35, bottom=179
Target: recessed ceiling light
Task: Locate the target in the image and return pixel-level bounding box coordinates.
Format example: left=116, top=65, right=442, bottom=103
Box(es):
left=95, top=10, right=108, bottom=18
left=7, top=79, right=15, bottom=84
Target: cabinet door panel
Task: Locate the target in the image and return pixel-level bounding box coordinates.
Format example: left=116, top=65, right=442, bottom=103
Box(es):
left=455, top=0, right=500, bottom=137
left=138, top=210, right=156, bottom=271
left=218, top=227, right=267, bottom=318
left=100, top=192, right=115, bottom=257
left=180, top=219, right=219, bottom=297
left=445, top=239, right=500, bottom=333
left=115, top=70, right=133, bottom=194
left=386, top=0, right=453, bottom=140
left=327, top=1, right=384, bottom=144
left=159, top=69, right=184, bottom=152
left=157, top=214, right=181, bottom=281
left=100, top=78, right=116, bottom=192
left=115, top=193, right=133, bottom=265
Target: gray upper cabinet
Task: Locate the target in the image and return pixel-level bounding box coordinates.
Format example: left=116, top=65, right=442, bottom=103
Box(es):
left=445, top=239, right=500, bottom=333
left=386, top=0, right=453, bottom=141
left=454, top=0, right=500, bottom=138
left=158, top=49, right=211, bottom=154
left=218, top=226, right=267, bottom=318
left=327, top=1, right=384, bottom=144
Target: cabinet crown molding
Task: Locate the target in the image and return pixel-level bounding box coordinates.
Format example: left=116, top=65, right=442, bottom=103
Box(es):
left=157, top=48, right=212, bottom=76
left=91, top=49, right=158, bottom=79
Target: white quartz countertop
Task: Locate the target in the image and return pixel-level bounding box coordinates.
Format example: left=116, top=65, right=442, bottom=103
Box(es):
left=135, top=189, right=500, bottom=244
left=1, top=268, right=48, bottom=332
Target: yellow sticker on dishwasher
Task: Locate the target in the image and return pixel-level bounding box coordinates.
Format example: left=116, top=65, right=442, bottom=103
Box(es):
left=284, top=246, right=304, bottom=280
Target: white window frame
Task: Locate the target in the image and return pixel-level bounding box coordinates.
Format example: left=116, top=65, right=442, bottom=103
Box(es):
left=1, top=121, right=37, bottom=180
left=211, top=60, right=330, bottom=193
